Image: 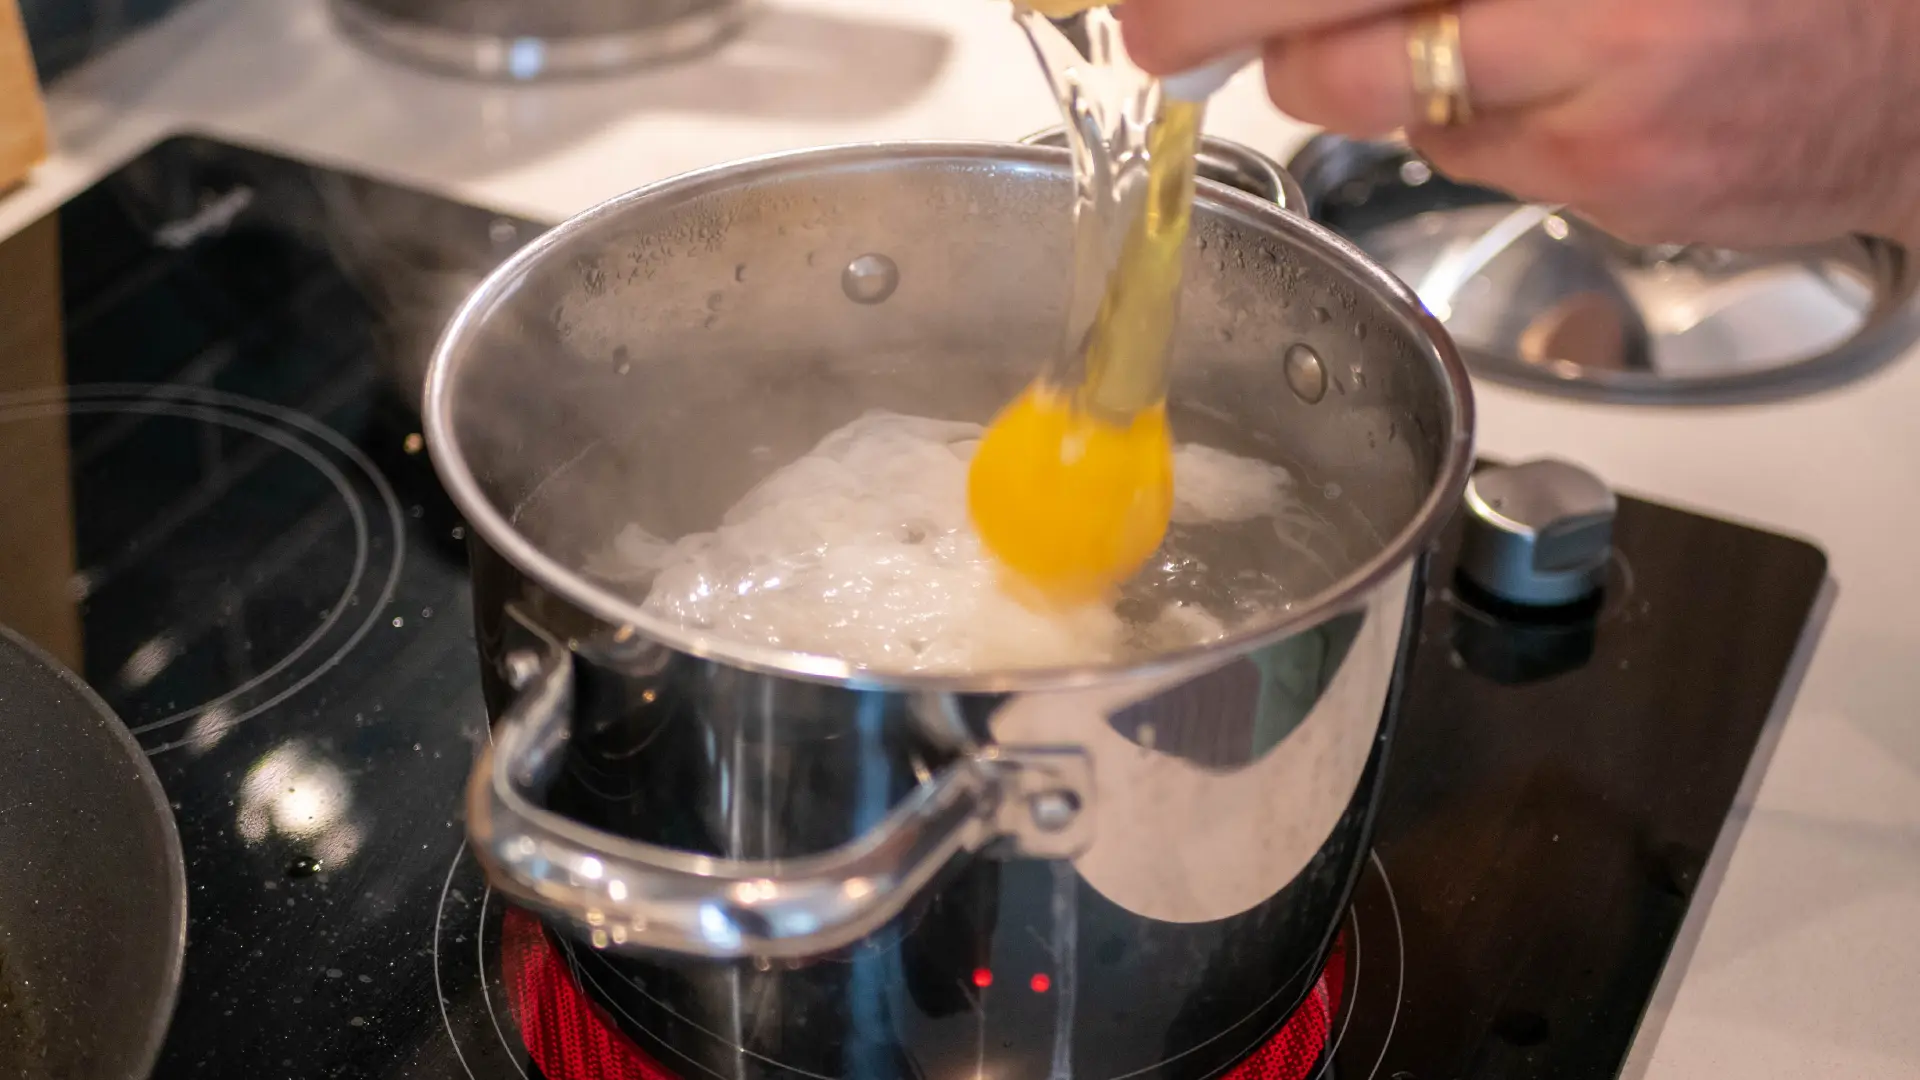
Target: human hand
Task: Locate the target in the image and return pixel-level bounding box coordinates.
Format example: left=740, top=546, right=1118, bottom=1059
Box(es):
left=1118, top=0, right=1920, bottom=250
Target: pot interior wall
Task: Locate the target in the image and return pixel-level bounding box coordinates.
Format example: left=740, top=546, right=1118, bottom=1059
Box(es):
left=438, top=149, right=1452, bottom=628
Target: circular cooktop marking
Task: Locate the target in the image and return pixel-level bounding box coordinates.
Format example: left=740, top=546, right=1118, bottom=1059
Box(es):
left=434, top=841, right=481, bottom=1080
left=427, top=836, right=1404, bottom=1080
left=0, top=384, right=404, bottom=753
left=434, top=841, right=528, bottom=1080
left=1321, top=850, right=1403, bottom=1080
left=1110, top=926, right=1342, bottom=1080
left=477, top=886, right=532, bottom=1079
left=1312, top=902, right=1361, bottom=1080
left=571, top=946, right=841, bottom=1080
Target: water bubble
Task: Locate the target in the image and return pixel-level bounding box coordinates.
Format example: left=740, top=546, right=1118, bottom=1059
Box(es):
left=1312, top=306, right=1331, bottom=324
left=1353, top=323, right=1368, bottom=340
left=286, top=856, right=322, bottom=879
left=734, top=263, right=747, bottom=283
left=326, top=968, right=343, bottom=979
left=842, top=253, right=900, bottom=305
left=1284, top=344, right=1328, bottom=404
left=1323, top=483, right=1343, bottom=499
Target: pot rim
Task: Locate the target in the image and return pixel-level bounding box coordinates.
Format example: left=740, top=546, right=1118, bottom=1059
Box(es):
left=424, top=140, right=1476, bottom=693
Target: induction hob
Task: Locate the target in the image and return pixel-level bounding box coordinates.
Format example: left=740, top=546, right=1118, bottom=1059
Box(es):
left=0, top=136, right=1830, bottom=1080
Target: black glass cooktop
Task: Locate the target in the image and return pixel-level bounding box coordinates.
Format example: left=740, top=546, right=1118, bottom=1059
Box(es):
left=0, top=136, right=1829, bottom=1080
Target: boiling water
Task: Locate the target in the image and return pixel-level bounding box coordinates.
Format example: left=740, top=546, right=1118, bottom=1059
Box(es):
left=586, top=411, right=1338, bottom=675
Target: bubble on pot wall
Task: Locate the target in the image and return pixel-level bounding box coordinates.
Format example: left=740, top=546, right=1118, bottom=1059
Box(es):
left=1285, top=344, right=1328, bottom=404
left=842, top=254, right=900, bottom=304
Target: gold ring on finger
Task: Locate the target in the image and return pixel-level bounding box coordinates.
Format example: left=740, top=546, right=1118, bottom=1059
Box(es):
left=1407, top=3, right=1473, bottom=127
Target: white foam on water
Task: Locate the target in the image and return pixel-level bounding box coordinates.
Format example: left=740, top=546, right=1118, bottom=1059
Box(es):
left=586, top=410, right=1299, bottom=674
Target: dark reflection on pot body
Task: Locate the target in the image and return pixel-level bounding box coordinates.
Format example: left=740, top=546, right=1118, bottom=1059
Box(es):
left=475, top=542, right=1417, bottom=1080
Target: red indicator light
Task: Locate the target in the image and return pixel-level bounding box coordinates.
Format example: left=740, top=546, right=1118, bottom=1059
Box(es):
left=972, top=968, right=993, bottom=988
left=1030, top=973, right=1051, bottom=993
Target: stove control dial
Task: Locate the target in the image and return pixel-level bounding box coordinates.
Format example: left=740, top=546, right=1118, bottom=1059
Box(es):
left=1458, top=459, right=1616, bottom=606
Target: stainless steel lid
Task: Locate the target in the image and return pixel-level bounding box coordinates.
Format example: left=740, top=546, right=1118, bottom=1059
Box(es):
left=1287, top=134, right=1920, bottom=404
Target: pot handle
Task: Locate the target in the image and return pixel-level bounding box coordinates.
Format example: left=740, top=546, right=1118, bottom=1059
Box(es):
left=466, top=612, right=1094, bottom=960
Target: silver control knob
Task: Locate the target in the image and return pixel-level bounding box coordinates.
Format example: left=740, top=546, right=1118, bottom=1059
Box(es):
left=1458, top=459, right=1616, bottom=606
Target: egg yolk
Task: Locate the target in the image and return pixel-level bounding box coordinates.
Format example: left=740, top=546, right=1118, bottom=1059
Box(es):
left=967, top=382, right=1174, bottom=603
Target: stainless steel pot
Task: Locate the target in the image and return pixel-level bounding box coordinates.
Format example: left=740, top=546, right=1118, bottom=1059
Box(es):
left=425, top=142, right=1472, bottom=1080
left=329, top=0, right=749, bottom=80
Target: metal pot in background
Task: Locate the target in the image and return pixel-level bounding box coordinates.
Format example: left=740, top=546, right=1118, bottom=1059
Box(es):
left=329, top=0, right=751, bottom=80
left=0, top=625, right=187, bottom=1080
left=1288, top=133, right=1920, bottom=404
left=425, top=142, right=1472, bottom=1080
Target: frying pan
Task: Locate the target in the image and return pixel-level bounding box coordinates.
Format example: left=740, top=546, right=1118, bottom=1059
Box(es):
left=0, top=624, right=186, bottom=1079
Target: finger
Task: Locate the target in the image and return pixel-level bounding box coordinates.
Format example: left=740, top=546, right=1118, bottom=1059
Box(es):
left=1263, top=0, right=1595, bottom=137
left=1409, top=120, right=1578, bottom=204
left=1121, top=0, right=1410, bottom=75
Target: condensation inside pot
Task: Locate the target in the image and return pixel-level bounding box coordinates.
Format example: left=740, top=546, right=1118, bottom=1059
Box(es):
left=462, top=155, right=1447, bottom=675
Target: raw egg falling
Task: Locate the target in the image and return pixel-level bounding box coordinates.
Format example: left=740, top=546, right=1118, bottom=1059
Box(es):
left=970, top=1, right=1242, bottom=605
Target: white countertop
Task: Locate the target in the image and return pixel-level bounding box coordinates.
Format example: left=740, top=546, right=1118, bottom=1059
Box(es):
left=6, top=1, right=1919, bottom=1076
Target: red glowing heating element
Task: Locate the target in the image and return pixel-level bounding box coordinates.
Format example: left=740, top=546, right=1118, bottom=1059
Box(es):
left=502, top=907, right=1345, bottom=1080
